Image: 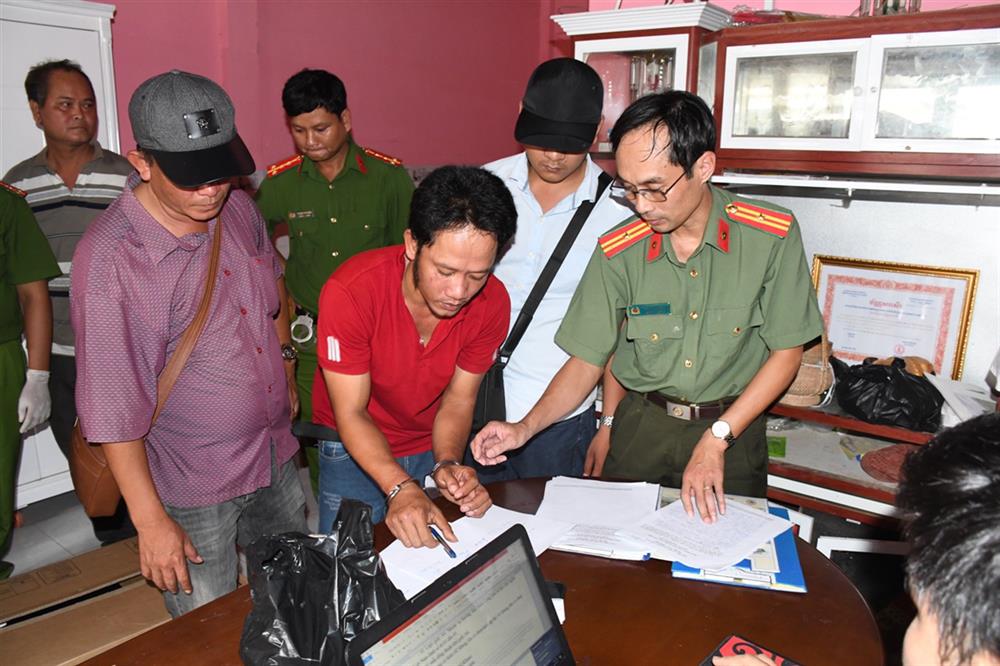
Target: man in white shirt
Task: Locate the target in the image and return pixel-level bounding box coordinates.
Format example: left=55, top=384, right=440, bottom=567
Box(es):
left=475, top=58, right=630, bottom=481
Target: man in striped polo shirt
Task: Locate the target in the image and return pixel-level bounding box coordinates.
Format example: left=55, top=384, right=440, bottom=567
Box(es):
left=3, top=59, right=134, bottom=544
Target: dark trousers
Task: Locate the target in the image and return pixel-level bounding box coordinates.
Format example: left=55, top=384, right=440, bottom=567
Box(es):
left=603, top=391, right=767, bottom=497
left=50, top=354, right=136, bottom=544
left=466, top=406, right=597, bottom=483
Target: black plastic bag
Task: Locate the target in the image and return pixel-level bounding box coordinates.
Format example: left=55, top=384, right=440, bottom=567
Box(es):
left=240, top=500, right=406, bottom=666
left=830, top=356, right=944, bottom=432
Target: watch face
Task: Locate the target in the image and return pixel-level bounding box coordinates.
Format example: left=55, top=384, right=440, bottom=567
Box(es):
left=711, top=420, right=731, bottom=439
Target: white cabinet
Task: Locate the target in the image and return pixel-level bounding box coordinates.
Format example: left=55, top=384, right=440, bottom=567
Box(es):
left=719, top=29, right=1000, bottom=156
left=709, top=6, right=1000, bottom=179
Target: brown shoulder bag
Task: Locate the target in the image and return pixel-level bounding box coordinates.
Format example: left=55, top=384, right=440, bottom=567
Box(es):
left=69, top=219, right=222, bottom=517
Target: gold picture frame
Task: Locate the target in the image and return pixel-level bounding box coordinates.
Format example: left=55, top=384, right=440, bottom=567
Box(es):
left=812, top=255, right=979, bottom=380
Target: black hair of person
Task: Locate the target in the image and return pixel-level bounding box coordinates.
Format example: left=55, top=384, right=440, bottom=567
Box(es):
left=609, top=91, right=716, bottom=177
left=281, top=68, right=347, bottom=117
left=897, top=411, right=1000, bottom=664
left=408, top=166, right=516, bottom=253
left=25, top=59, right=94, bottom=105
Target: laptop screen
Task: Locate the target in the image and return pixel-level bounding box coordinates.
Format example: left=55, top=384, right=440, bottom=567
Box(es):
left=357, top=534, right=569, bottom=666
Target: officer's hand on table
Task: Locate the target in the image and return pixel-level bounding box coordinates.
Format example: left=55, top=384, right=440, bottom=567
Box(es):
left=584, top=428, right=611, bottom=477
left=470, top=421, right=531, bottom=466
left=386, top=483, right=457, bottom=548
left=713, top=655, right=778, bottom=666
left=136, top=513, right=203, bottom=594
left=433, top=464, right=492, bottom=517
left=681, top=430, right=728, bottom=523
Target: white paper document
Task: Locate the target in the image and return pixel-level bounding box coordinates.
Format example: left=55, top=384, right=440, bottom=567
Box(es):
left=381, top=505, right=572, bottom=599
left=535, top=476, right=660, bottom=528
left=618, top=499, right=792, bottom=570
left=551, top=524, right=651, bottom=560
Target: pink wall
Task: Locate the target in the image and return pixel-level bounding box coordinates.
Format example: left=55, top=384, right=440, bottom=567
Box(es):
left=111, top=0, right=574, bottom=170
left=588, top=0, right=987, bottom=15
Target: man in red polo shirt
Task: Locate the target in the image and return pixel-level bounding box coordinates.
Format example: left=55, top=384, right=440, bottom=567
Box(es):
left=312, top=166, right=516, bottom=547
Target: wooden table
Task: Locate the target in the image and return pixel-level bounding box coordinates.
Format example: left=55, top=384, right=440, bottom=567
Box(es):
left=86, top=479, right=884, bottom=665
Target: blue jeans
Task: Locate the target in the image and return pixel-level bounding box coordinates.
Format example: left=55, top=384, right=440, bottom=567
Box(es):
left=161, top=455, right=306, bottom=618
left=318, top=440, right=434, bottom=533
left=466, top=406, right=597, bottom=483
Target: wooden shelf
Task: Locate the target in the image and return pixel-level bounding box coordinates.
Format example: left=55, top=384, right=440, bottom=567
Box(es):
left=770, top=403, right=935, bottom=445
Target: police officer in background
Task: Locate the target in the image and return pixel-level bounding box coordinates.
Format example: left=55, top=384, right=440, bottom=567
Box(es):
left=472, top=91, right=823, bottom=522
left=255, top=69, right=414, bottom=490
left=0, top=184, right=60, bottom=578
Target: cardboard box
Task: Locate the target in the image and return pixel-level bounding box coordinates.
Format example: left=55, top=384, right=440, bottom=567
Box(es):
left=0, top=538, right=171, bottom=665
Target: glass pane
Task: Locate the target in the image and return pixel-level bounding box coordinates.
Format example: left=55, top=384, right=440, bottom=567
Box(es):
left=698, top=42, right=717, bottom=110
left=733, top=53, right=856, bottom=139
left=585, top=49, right=677, bottom=149
left=877, top=43, right=1000, bottom=140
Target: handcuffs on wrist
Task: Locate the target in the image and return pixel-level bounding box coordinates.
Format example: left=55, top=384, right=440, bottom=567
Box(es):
left=385, top=478, right=420, bottom=507
left=430, top=459, right=461, bottom=478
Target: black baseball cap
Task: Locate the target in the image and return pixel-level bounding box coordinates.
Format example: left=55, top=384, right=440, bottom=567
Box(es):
left=129, top=70, right=255, bottom=187
left=514, top=58, right=604, bottom=153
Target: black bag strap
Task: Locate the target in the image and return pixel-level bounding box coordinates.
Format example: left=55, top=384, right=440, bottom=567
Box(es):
left=497, top=171, right=612, bottom=367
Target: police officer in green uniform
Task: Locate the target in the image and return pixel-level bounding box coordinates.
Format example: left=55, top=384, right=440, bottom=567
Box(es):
left=0, top=183, right=60, bottom=578
left=255, top=69, right=413, bottom=489
left=472, top=92, right=822, bottom=523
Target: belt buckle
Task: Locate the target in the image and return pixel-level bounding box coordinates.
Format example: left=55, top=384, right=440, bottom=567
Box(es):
left=666, top=401, right=692, bottom=420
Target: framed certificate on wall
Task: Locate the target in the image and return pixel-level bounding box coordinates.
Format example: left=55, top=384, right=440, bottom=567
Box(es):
left=812, top=255, right=979, bottom=380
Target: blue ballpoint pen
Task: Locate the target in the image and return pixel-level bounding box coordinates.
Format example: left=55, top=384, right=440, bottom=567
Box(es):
left=428, top=525, right=457, bottom=558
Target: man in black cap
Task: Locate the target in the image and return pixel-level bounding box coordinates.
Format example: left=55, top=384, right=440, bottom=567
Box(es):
left=472, top=58, right=631, bottom=481
left=71, top=70, right=306, bottom=616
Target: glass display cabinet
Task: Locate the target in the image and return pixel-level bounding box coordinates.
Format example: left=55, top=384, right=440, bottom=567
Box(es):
left=707, top=5, right=1000, bottom=179
left=551, top=3, right=730, bottom=153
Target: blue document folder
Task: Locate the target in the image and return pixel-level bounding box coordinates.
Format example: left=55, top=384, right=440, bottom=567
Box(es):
left=671, top=506, right=807, bottom=593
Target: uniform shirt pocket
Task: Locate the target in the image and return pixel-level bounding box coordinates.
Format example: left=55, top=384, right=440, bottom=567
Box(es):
left=706, top=302, right=764, bottom=339
left=625, top=309, right=682, bottom=380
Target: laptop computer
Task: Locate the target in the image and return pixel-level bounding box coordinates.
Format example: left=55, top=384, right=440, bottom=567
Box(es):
left=348, top=524, right=575, bottom=666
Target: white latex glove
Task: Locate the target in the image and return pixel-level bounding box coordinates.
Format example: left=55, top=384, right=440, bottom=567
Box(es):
left=18, top=369, right=51, bottom=433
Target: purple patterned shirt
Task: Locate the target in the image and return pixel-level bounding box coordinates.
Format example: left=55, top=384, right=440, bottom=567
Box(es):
left=71, top=175, right=298, bottom=507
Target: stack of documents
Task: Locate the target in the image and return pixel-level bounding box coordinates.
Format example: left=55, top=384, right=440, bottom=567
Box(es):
left=380, top=477, right=800, bottom=599
left=671, top=506, right=807, bottom=593
left=539, top=478, right=792, bottom=572
left=538, top=477, right=661, bottom=560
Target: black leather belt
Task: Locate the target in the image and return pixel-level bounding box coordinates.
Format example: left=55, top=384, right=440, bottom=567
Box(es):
left=641, top=392, right=737, bottom=421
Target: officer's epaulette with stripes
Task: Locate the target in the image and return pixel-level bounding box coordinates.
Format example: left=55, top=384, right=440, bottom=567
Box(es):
left=0, top=181, right=27, bottom=197
left=265, top=154, right=303, bottom=178
left=724, top=200, right=792, bottom=239
left=362, top=147, right=403, bottom=167
left=598, top=217, right=653, bottom=258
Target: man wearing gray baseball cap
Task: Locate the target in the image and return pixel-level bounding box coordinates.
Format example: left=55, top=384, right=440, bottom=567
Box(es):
left=71, top=70, right=306, bottom=616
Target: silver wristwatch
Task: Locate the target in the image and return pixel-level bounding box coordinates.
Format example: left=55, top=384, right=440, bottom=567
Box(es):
left=601, top=415, right=614, bottom=429
left=711, top=419, right=737, bottom=449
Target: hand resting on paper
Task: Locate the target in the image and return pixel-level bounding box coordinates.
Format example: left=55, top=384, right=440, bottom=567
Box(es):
left=681, top=429, right=728, bottom=523
left=386, top=482, right=458, bottom=549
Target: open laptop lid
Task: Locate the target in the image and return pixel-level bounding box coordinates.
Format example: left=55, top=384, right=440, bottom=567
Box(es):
left=348, top=524, right=575, bottom=666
